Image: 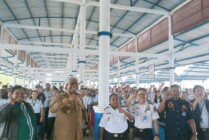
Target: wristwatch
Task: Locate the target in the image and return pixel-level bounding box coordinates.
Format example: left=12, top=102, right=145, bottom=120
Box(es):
left=192, top=132, right=197, bottom=136
left=155, top=133, right=160, bottom=137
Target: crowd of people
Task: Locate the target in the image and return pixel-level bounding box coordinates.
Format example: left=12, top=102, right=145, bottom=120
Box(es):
left=0, top=77, right=98, bottom=140
left=0, top=77, right=209, bottom=140
left=102, top=84, right=209, bottom=140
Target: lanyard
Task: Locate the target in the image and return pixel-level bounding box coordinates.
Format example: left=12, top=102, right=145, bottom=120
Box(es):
left=32, top=100, right=37, bottom=107
left=199, top=101, right=205, bottom=116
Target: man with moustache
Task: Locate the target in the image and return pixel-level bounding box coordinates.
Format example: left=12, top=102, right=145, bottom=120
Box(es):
left=158, top=84, right=197, bottom=140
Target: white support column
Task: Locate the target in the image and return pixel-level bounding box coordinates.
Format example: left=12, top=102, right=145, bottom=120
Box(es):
left=0, top=50, right=1, bottom=71
left=28, top=56, right=32, bottom=88
left=79, top=5, right=86, bottom=84
left=135, top=39, right=139, bottom=88
left=135, top=59, right=139, bottom=88
left=13, top=51, right=18, bottom=86
left=98, top=0, right=110, bottom=108
left=117, top=58, right=120, bottom=86
left=0, top=26, right=3, bottom=70
left=23, top=52, right=27, bottom=87
left=73, top=31, right=78, bottom=77
left=169, top=54, right=175, bottom=85
left=28, top=77, right=31, bottom=88
left=168, top=15, right=175, bottom=85
left=93, top=0, right=110, bottom=139
left=67, top=53, right=73, bottom=76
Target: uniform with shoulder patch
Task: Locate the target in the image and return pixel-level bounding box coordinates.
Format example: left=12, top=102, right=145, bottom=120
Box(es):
left=134, top=102, right=159, bottom=129
left=164, top=98, right=194, bottom=140
left=99, top=105, right=128, bottom=134
left=133, top=102, right=159, bottom=140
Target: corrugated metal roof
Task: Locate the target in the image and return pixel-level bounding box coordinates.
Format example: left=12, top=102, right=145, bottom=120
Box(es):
left=1, top=0, right=209, bottom=84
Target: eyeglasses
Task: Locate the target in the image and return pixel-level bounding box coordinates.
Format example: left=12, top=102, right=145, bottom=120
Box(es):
left=138, top=94, right=146, bottom=97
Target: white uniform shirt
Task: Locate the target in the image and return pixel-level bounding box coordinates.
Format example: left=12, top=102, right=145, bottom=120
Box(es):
left=91, top=96, right=98, bottom=104
left=88, top=96, right=98, bottom=106
left=134, top=102, right=159, bottom=129
left=154, top=98, right=161, bottom=109
left=83, top=95, right=92, bottom=109
left=199, top=101, right=209, bottom=128
left=48, top=96, right=56, bottom=118
left=120, top=97, right=127, bottom=107
left=148, top=91, right=155, bottom=102
left=44, top=90, right=53, bottom=107
left=99, top=106, right=128, bottom=133
left=0, top=99, right=8, bottom=110
left=28, top=99, right=43, bottom=113
left=128, top=98, right=138, bottom=114
left=0, top=99, right=8, bottom=106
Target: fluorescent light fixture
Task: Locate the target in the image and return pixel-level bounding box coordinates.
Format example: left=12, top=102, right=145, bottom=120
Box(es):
left=46, top=78, right=52, bottom=81
left=54, top=71, right=64, bottom=73
left=46, top=73, right=52, bottom=76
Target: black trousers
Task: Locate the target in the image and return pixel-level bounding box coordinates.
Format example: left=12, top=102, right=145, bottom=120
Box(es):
left=47, top=117, right=56, bottom=140
left=165, top=136, right=189, bottom=140
left=133, top=127, right=153, bottom=140
left=103, top=129, right=129, bottom=140
left=45, top=107, right=49, bottom=132
left=197, top=129, right=209, bottom=140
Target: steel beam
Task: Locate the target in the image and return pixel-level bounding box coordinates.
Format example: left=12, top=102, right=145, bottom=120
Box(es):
left=0, top=44, right=168, bottom=60
left=4, top=23, right=135, bottom=38
left=51, top=0, right=168, bottom=15
left=19, top=41, right=71, bottom=47
left=86, top=1, right=169, bottom=15
left=52, top=0, right=81, bottom=5
left=175, top=43, right=209, bottom=58
left=19, top=41, right=98, bottom=48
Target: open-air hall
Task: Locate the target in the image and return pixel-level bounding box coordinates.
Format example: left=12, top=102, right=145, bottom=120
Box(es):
left=0, top=0, right=209, bottom=140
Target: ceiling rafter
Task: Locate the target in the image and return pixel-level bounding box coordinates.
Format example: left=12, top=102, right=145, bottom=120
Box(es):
left=43, top=0, right=52, bottom=42
left=24, top=0, right=42, bottom=42
left=4, top=23, right=135, bottom=38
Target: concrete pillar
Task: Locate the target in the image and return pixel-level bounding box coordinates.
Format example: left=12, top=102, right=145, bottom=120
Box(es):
left=0, top=26, right=3, bottom=70
left=72, top=31, right=78, bottom=77
left=22, top=71, right=25, bottom=86
left=68, top=53, right=73, bottom=77
left=0, top=49, right=1, bottom=71
left=0, top=24, right=2, bottom=40
left=79, top=5, right=86, bottom=84
left=117, top=58, right=120, bottom=86
left=13, top=51, right=18, bottom=86
left=28, top=76, right=31, bottom=88
left=135, top=39, right=139, bottom=88
left=168, top=15, right=175, bottom=85
left=28, top=56, right=32, bottom=88
left=23, top=52, right=27, bottom=87
left=93, top=0, right=110, bottom=140
left=135, top=59, right=139, bottom=89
